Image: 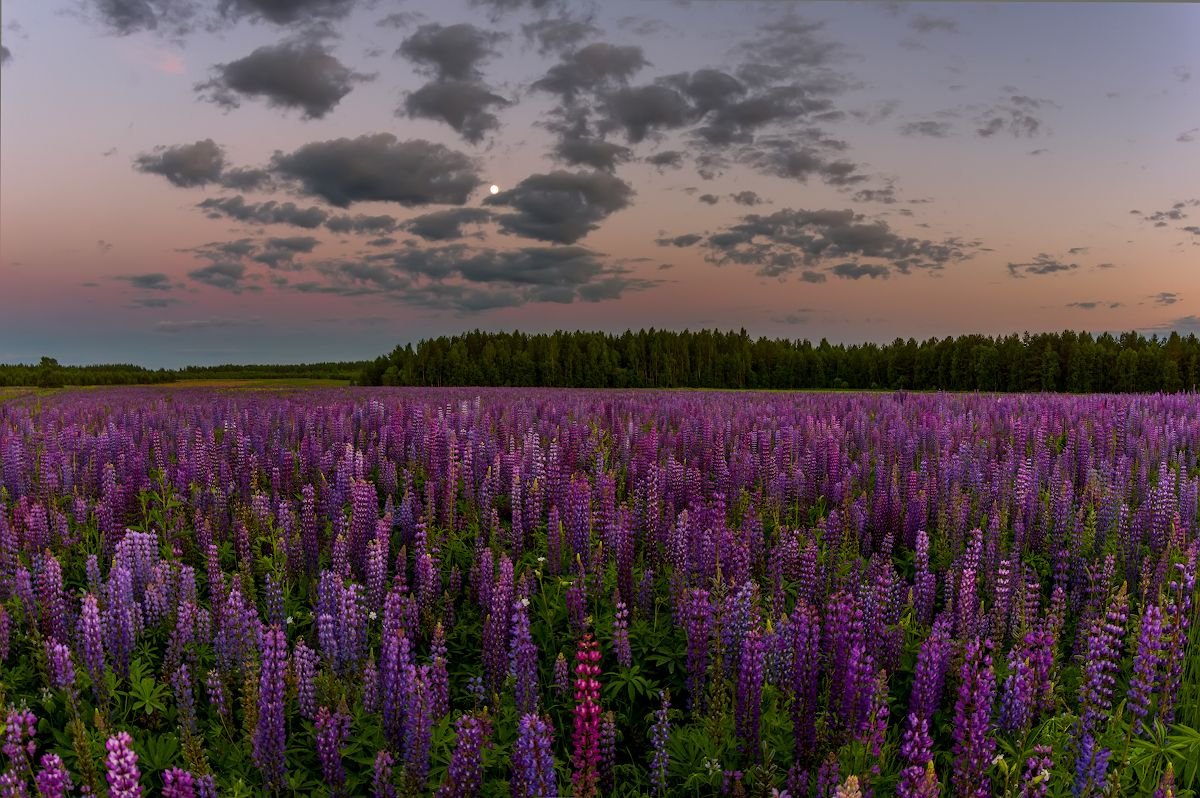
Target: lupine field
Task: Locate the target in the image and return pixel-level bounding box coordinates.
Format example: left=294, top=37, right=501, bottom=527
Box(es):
left=0, top=388, right=1198, bottom=798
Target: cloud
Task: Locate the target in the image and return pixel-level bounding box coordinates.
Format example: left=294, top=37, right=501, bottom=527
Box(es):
left=532, top=42, right=649, bottom=103
left=737, top=138, right=865, bottom=187
left=1153, top=292, right=1181, bottom=306
left=1006, top=253, right=1078, bottom=277
left=196, top=38, right=371, bottom=119
left=218, top=0, right=357, bottom=25
left=400, top=79, right=510, bottom=144
left=397, top=23, right=506, bottom=81
left=655, top=233, right=703, bottom=247
left=976, top=95, right=1056, bottom=138
left=773, top=311, right=813, bottom=325
left=1067, top=246, right=1089, bottom=255
left=699, top=194, right=719, bottom=205
left=1138, top=200, right=1199, bottom=225
left=85, top=0, right=196, bottom=36
left=1184, top=226, right=1200, bottom=236
left=552, top=135, right=633, bottom=172
left=899, top=120, right=952, bottom=138
left=730, top=191, right=764, bottom=206
left=366, top=237, right=396, bottom=247
left=1178, top=128, right=1199, bottom=144
left=187, top=261, right=250, bottom=292
left=853, top=187, right=898, bottom=204
left=522, top=18, right=600, bottom=55
left=599, top=84, right=692, bottom=143
left=692, top=207, right=977, bottom=278
left=1067, top=301, right=1121, bottom=310
left=1028, top=148, right=1049, bottom=156
left=130, top=297, right=182, bottom=309
left=135, top=139, right=226, bottom=187
left=732, top=14, right=845, bottom=88
left=272, top=134, right=481, bottom=207
left=645, top=150, right=684, bottom=170
left=252, top=236, right=320, bottom=269
left=402, top=208, right=493, bottom=240
left=0, top=45, right=11, bottom=65
left=153, top=317, right=261, bottom=334
left=483, top=170, right=634, bottom=244
left=1174, top=65, right=1191, bottom=83
left=324, top=214, right=398, bottom=234
left=198, top=195, right=330, bottom=228
left=118, top=273, right=174, bottom=291
left=908, top=13, right=958, bottom=33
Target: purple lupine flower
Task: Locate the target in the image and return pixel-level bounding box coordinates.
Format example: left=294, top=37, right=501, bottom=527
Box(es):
left=43, top=638, right=75, bottom=694
left=512, top=713, right=557, bottom=798
left=684, top=589, right=713, bottom=711
left=315, top=705, right=352, bottom=796
left=435, top=713, right=492, bottom=798
left=292, top=638, right=319, bottom=721
left=553, top=651, right=570, bottom=697
left=1073, top=732, right=1110, bottom=798
left=511, top=596, right=539, bottom=715
left=790, top=599, right=821, bottom=761
left=0, top=606, right=10, bottom=662
left=404, top=665, right=435, bottom=787
left=362, top=656, right=380, bottom=714
left=1017, top=745, right=1053, bottom=798
left=3, top=708, right=38, bottom=770
left=1154, top=762, right=1177, bottom=798
left=252, top=625, right=288, bottom=790
left=373, top=750, right=397, bottom=798
left=565, top=582, right=588, bottom=635
left=105, top=731, right=142, bottom=798
left=33, top=753, right=72, bottom=798
left=430, top=622, right=450, bottom=720
left=999, top=644, right=1035, bottom=735
left=951, top=637, right=997, bottom=798
left=571, top=634, right=603, bottom=798
left=205, top=669, right=229, bottom=723
left=735, top=628, right=765, bottom=760
left=162, top=768, right=196, bottom=798
left=649, top=691, right=671, bottom=796
left=897, top=713, right=936, bottom=798
left=612, top=599, right=632, bottom=670
left=36, top=553, right=69, bottom=644
left=78, top=593, right=107, bottom=701
left=0, top=770, right=29, bottom=797
left=598, top=711, right=617, bottom=796
left=483, top=556, right=515, bottom=698
left=1078, top=584, right=1129, bottom=735
left=172, top=663, right=197, bottom=736
left=1127, top=602, right=1165, bottom=734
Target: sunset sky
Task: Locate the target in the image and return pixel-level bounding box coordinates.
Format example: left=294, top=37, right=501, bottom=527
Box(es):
left=1, top=0, right=1197, bottom=366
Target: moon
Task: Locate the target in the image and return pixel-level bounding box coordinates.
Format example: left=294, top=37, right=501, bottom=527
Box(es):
left=489, top=184, right=499, bottom=194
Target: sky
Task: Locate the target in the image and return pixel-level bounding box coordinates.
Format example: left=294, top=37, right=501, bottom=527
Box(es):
left=0, top=0, right=1197, bottom=367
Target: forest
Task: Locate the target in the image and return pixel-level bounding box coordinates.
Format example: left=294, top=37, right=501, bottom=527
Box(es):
left=0, top=358, right=368, bottom=388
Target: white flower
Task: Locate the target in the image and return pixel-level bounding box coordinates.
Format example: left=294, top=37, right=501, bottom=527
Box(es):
left=286, top=615, right=294, bottom=625
left=537, top=556, right=546, bottom=564
left=368, top=610, right=378, bottom=621
left=520, top=597, right=530, bottom=607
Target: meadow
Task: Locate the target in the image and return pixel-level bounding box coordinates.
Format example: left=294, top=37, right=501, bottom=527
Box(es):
left=0, top=387, right=1196, bottom=797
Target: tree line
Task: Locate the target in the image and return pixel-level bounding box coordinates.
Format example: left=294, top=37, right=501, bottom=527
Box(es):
left=357, top=328, right=1200, bottom=393
left=0, top=358, right=367, bottom=388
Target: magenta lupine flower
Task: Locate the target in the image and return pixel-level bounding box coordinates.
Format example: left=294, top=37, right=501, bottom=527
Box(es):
left=1017, top=745, right=1053, bottom=798
left=511, top=597, right=539, bottom=715
left=33, top=753, right=72, bottom=798
left=435, top=713, right=493, bottom=798
left=105, top=731, right=142, bottom=798
left=571, top=634, right=603, bottom=798
left=161, top=768, right=196, bottom=798
left=612, top=599, right=632, bottom=670
left=951, top=637, right=997, bottom=798
left=512, top=713, right=557, bottom=798
left=735, top=628, right=765, bottom=760
left=373, top=750, right=398, bottom=798
left=649, top=690, right=671, bottom=795
left=315, top=705, right=352, bottom=796
left=252, top=625, right=288, bottom=790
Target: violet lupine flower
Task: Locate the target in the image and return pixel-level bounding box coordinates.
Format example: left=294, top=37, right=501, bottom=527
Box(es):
left=105, top=731, right=142, bottom=798
left=252, top=625, right=288, bottom=790
left=43, top=638, right=75, bottom=694
left=512, top=713, right=557, bottom=798
left=612, top=599, right=632, bottom=670
left=373, top=750, right=398, bottom=798
left=33, top=753, right=72, bottom=798
left=1072, top=732, right=1110, bottom=798
left=78, top=593, right=107, bottom=702
left=404, top=665, right=435, bottom=787
left=171, top=662, right=197, bottom=736
left=598, top=711, right=617, bottom=796
left=0, top=606, right=10, bottom=662
left=649, top=691, right=671, bottom=796
left=896, top=714, right=936, bottom=798
left=196, top=773, right=217, bottom=798
left=3, top=708, right=38, bottom=770
left=103, top=565, right=138, bottom=681
left=205, top=669, right=230, bottom=723
left=511, top=597, right=540, bottom=715
left=1154, top=762, right=1176, bottom=798
left=999, top=644, right=1036, bottom=736
left=571, top=634, right=603, bottom=798
left=0, top=771, right=29, bottom=797
left=1017, top=745, right=1053, bottom=798
left=362, top=656, right=380, bottom=714
left=735, top=628, right=765, bottom=760
left=790, top=599, right=821, bottom=761
left=951, top=637, right=997, bottom=798
left=684, top=589, right=713, bottom=711
left=435, top=714, right=493, bottom=798
left=161, top=768, right=196, bottom=798
left=1078, top=584, right=1129, bottom=735
left=36, top=553, right=69, bottom=643
left=430, top=622, right=451, bottom=720
left=483, top=556, right=515, bottom=698
left=1127, top=602, right=1165, bottom=734
left=292, top=638, right=319, bottom=721
left=315, top=705, right=352, bottom=796
left=553, top=652, right=570, bottom=697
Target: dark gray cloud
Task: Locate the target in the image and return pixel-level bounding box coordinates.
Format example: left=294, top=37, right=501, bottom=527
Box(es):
left=522, top=18, right=600, bottom=55
left=1184, top=226, right=1200, bottom=236
left=272, top=134, right=481, bottom=207
left=899, top=120, right=952, bottom=138
left=188, top=262, right=250, bottom=292
left=532, top=42, right=649, bottom=103
left=600, top=84, right=692, bottom=143
left=397, top=23, right=506, bottom=81
left=688, top=207, right=978, bottom=278
left=730, top=191, right=763, bottom=206
left=198, top=195, right=330, bottom=228
left=190, top=238, right=258, bottom=259
left=1028, top=148, right=1049, bottom=156
left=483, top=170, right=634, bottom=243
left=552, top=135, right=633, bottom=172
left=135, top=139, right=226, bottom=187
left=1, top=45, right=11, bottom=65
left=253, top=236, right=319, bottom=269
left=773, top=311, right=813, bottom=325
left=218, top=0, right=357, bottom=25
left=401, top=80, right=509, bottom=144
left=909, top=13, right=958, bottom=33
left=617, top=15, right=667, bottom=36
left=118, top=273, right=174, bottom=291
left=732, top=15, right=845, bottom=88
left=1067, top=301, right=1121, bottom=310
left=86, top=0, right=196, bottom=36
left=1178, top=128, right=1198, bottom=143
left=309, top=243, right=656, bottom=311
left=977, top=95, right=1055, bottom=138
left=1067, top=246, right=1089, bottom=255
left=853, top=187, right=898, bottom=204
left=1138, top=200, right=1199, bottom=226
left=467, top=0, right=559, bottom=15
left=645, top=150, right=684, bottom=170
left=693, top=86, right=838, bottom=146
left=1006, top=254, right=1078, bottom=277
left=831, top=262, right=889, bottom=279
left=377, top=11, right=423, bottom=29
left=699, top=194, right=719, bottom=205
left=737, top=138, right=866, bottom=187
left=402, top=208, right=493, bottom=240
left=197, top=39, right=371, bottom=119
left=324, top=214, right=397, bottom=234
left=366, top=237, right=396, bottom=247
left=219, top=167, right=273, bottom=191
left=655, top=233, right=703, bottom=247
left=1153, top=292, right=1181, bottom=306
left=1174, top=65, right=1191, bottom=83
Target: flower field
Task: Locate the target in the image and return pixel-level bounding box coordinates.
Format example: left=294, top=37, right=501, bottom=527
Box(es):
left=0, top=387, right=1197, bottom=797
